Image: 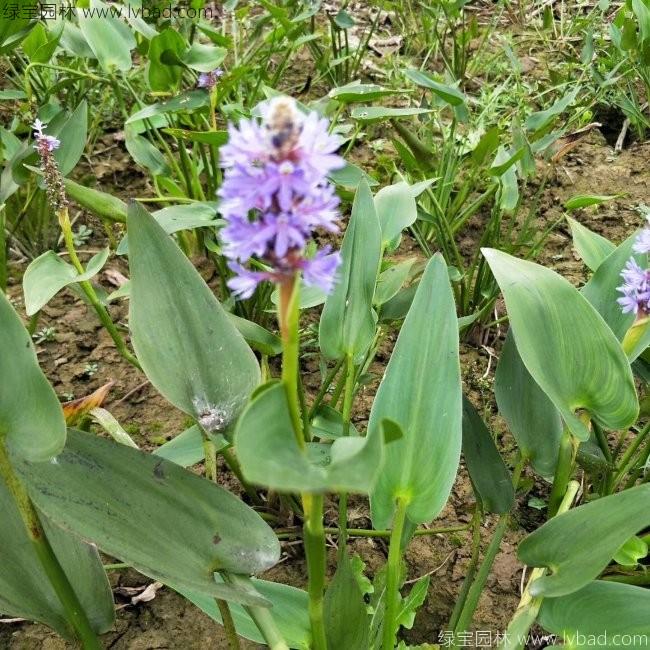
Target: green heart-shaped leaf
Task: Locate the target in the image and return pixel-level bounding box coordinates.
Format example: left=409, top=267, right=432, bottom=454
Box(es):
left=483, top=248, right=638, bottom=441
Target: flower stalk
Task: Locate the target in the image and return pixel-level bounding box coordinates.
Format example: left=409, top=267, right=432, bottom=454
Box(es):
left=31, top=119, right=141, bottom=371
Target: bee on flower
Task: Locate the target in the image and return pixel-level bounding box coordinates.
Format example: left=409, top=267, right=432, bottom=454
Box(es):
left=217, top=97, right=345, bottom=299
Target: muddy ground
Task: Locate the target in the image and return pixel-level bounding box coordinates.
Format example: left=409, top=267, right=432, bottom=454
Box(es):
left=1, top=124, right=648, bottom=649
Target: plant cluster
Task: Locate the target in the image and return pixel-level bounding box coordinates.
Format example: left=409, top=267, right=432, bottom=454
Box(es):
left=1, top=1, right=650, bottom=649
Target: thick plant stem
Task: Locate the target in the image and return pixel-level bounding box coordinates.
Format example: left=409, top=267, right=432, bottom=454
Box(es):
left=548, top=426, right=576, bottom=516
left=278, top=276, right=306, bottom=449
left=452, top=456, right=526, bottom=635
left=58, top=208, right=141, bottom=370
left=223, top=575, right=289, bottom=650
left=337, top=355, right=356, bottom=560
left=278, top=275, right=327, bottom=649
left=383, top=497, right=409, bottom=650
left=500, top=480, right=580, bottom=650
left=302, top=493, right=328, bottom=650
left=215, top=599, right=241, bottom=650
left=448, top=506, right=482, bottom=631
left=0, top=440, right=101, bottom=649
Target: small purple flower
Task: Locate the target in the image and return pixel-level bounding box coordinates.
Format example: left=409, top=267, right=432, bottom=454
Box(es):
left=197, top=68, right=223, bottom=91
left=301, top=247, right=342, bottom=294
left=218, top=96, right=344, bottom=298
left=32, top=118, right=66, bottom=212
left=633, top=228, right=650, bottom=254
left=617, top=259, right=650, bottom=315
left=32, top=119, right=60, bottom=152
left=227, top=263, right=272, bottom=300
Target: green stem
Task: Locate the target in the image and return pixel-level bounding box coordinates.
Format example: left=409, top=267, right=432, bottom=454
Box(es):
left=274, top=524, right=469, bottom=540
left=500, top=480, right=580, bottom=650
left=223, top=575, right=289, bottom=650
left=0, top=440, right=101, bottom=649
left=337, top=355, right=356, bottom=560
left=452, top=456, right=526, bottom=635
left=548, top=426, right=575, bottom=517
left=383, top=496, right=409, bottom=650
left=279, top=276, right=305, bottom=449
left=448, top=506, right=482, bottom=631
left=302, top=493, right=328, bottom=650
left=611, top=421, right=650, bottom=490
left=215, top=598, right=242, bottom=650
left=58, top=208, right=141, bottom=370
left=277, top=275, right=327, bottom=648
left=309, top=359, right=344, bottom=418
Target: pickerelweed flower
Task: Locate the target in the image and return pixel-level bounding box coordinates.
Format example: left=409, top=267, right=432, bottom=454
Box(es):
left=617, top=221, right=650, bottom=316
left=32, top=119, right=67, bottom=212
left=197, top=68, right=223, bottom=91
left=217, top=97, right=345, bottom=299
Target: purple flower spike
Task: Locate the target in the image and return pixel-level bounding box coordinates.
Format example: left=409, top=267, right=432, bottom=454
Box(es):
left=31, top=118, right=66, bottom=212
left=197, top=68, right=223, bottom=91
left=218, top=96, right=344, bottom=298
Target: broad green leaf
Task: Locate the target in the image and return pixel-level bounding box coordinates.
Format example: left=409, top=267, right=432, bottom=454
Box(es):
left=375, top=259, right=416, bottom=306
left=494, top=331, right=563, bottom=477
left=79, top=0, right=136, bottom=71
left=125, top=90, right=210, bottom=125
left=370, top=254, right=462, bottom=528
left=23, top=248, right=109, bottom=316
left=566, top=217, right=615, bottom=272
left=162, top=128, right=229, bottom=146
left=374, top=181, right=418, bottom=246
left=396, top=575, right=430, bottom=631
left=17, top=430, right=280, bottom=603
left=581, top=231, right=650, bottom=360
left=235, top=382, right=384, bottom=493
left=117, top=201, right=220, bottom=254
left=183, top=42, right=227, bottom=72
left=0, top=0, right=34, bottom=54
left=128, top=202, right=260, bottom=426
left=329, top=82, right=398, bottom=103
left=0, top=292, right=66, bottom=461
left=518, top=483, right=650, bottom=597
left=525, top=86, right=581, bottom=133
left=564, top=194, right=618, bottom=211
left=0, top=480, right=114, bottom=640
left=612, top=535, right=648, bottom=568
left=471, top=127, right=501, bottom=166
left=493, top=146, right=519, bottom=210
left=483, top=249, right=638, bottom=441
left=462, top=396, right=514, bottom=514
left=538, top=581, right=650, bottom=643
left=178, top=577, right=310, bottom=649
left=154, top=425, right=227, bottom=467
left=329, top=161, right=378, bottom=188
left=21, top=22, right=63, bottom=63
left=319, top=179, right=381, bottom=363
left=64, top=177, right=127, bottom=222
left=125, top=126, right=169, bottom=176
left=403, top=69, right=465, bottom=106
left=350, top=106, right=432, bottom=124
left=147, top=28, right=187, bottom=91
left=51, top=100, right=87, bottom=176
left=227, top=314, right=282, bottom=356
left=324, top=553, right=370, bottom=650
